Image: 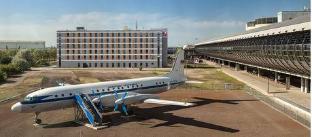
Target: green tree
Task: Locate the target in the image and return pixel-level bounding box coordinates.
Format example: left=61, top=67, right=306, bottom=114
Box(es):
left=48, top=48, right=57, bottom=61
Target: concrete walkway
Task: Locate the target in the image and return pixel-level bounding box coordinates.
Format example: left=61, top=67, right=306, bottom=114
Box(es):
left=204, top=60, right=310, bottom=111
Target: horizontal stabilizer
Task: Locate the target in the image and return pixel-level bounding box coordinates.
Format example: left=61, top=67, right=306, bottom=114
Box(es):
left=144, top=99, right=194, bottom=106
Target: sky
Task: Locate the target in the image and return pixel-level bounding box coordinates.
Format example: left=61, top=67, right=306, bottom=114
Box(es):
left=0, top=0, right=309, bottom=47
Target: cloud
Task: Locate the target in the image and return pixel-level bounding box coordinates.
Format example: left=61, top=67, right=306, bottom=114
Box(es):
left=0, top=11, right=245, bottom=47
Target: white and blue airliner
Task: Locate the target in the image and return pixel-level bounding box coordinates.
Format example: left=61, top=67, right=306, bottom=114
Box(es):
left=11, top=50, right=193, bottom=124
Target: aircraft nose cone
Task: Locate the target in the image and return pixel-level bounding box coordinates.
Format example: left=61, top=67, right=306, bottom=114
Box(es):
left=11, top=102, right=22, bottom=112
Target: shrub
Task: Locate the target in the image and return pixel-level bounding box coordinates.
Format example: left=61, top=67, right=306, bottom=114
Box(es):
left=34, top=59, right=49, bottom=66
left=0, top=56, right=12, bottom=64
left=15, top=49, right=33, bottom=65
left=12, top=58, right=31, bottom=72
left=0, top=70, right=7, bottom=82
left=0, top=64, right=21, bottom=75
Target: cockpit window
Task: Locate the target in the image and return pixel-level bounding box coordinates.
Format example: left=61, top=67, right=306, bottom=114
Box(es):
left=24, top=96, right=32, bottom=101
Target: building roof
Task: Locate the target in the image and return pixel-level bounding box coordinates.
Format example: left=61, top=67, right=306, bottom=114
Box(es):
left=196, top=15, right=310, bottom=45
left=57, top=28, right=167, bottom=32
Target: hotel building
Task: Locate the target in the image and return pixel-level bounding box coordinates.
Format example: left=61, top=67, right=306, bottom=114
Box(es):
left=57, top=27, right=168, bottom=68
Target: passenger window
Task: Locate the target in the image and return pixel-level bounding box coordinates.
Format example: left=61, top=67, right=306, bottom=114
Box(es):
left=61, top=94, right=64, bottom=97
left=55, top=95, right=58, bottom=97
left=69, top=93, right=72, bottom=96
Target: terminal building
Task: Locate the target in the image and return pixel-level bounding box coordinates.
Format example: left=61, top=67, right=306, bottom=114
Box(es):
left=194, top=10, right=311, bottom=93
left=0, top=41, right=45, bottom=49
left=57, top=27, right=168, bottom=68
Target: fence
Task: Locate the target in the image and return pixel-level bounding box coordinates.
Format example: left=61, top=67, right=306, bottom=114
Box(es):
left=244, top=86, right=310, bottom=128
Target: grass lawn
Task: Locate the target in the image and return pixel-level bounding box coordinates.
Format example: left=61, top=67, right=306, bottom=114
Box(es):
left=79, top=77, right=100, bottom=83
left=0, top=76, right=43, bottom=101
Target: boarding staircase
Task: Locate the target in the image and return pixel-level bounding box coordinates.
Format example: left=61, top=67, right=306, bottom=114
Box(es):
left=74, top=94, right=103, bottom=126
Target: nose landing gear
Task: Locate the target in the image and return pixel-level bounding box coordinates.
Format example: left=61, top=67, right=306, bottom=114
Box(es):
left=34, top=112, right=42, bottom=124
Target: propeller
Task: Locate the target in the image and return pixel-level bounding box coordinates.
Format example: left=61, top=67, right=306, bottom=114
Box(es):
left=113, top=90, right=129, bottom=115
left=92, top=89, right=105, bottom=112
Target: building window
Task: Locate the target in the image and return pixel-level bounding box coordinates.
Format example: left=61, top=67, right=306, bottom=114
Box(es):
left=78, top=63, right=80, bottom=67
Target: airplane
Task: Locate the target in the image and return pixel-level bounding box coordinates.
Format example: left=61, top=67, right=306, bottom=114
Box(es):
left=11, top=50, right=194, bottom=125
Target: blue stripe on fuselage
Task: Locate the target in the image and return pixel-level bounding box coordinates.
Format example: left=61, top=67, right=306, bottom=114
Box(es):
left=20, top=82, right=183, bottom=105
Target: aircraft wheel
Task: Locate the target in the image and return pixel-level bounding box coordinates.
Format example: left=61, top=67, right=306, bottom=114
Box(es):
left=35, top=119, right=42, bottom=124
left=127, top=109, right=134, bottom=115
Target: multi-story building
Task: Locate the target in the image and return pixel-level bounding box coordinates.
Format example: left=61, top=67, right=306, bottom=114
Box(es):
left=0, top=41, right=45, bottom=49
left=57, top=27, right=168, bottom=68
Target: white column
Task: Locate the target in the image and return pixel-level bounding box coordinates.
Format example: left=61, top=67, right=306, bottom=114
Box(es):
left=244, top=66, right=247, bottom=71
left=286, top=77, right=290, bottom=90
left=257, top=68, right=260, bottom=77
left=301, top=77, right=305, bottom=92
left=274, top=72, right=278, bottom=83
left=235, top=63, right=240, bottom=71
left=304, top=79, right=309, bottom=93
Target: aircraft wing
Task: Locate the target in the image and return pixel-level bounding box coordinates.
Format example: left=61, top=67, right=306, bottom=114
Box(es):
left=143, top=99, right=194, bottom=106
left=94, top=93, right=194, bottom=107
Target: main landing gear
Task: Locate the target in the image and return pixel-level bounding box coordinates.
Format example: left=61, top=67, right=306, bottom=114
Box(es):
left=119, top=105, right=134, bottom=116
left=34, top=112, right=42, bottom=124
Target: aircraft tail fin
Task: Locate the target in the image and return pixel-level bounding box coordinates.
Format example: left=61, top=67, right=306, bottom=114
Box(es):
left=165, top=49, right=186, bottom=82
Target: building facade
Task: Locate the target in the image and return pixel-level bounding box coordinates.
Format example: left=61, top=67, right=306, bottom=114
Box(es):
left=0, top=41, right=45, bottom=49
left=57, top=27, right=167, bottom=68
left=195, top=11, right=310, bottom=93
